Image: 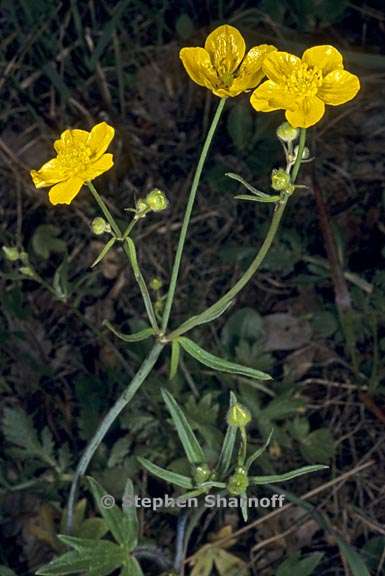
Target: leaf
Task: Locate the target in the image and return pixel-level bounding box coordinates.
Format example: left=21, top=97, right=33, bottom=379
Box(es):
left=176, top=13, right=195, bottom=39
left=87, top=476, right=137, bottom=551
left=161, top=389, right=206, bottom=465
left=216, top=392, right=238, bottom=477
left=299, top=429, right=335, bottom=464
left=234, top=194, right=279, bottom=203
left=227, top=105, right=253, bottom=152
left=32, top=224, right=66, bottom=259
left=77, top=518, right=109, bottom=540
left=0, top=567, right=18, bottom=576
left=225, top=172, right=269, bottom=197
left=137, top=457, right=193, bottom=489
left=276, top=552, right=324, bottom=576
left=36, top=537, right=125, bottom=575
left=214, top=548, right=249, bottom=575
left=91, top=238, right=116, bottom=268
left=90, top=0, right=132, bottom=68
left=250, top=464, right=328, bottom=485
left=169, top=339, right=180, bottom=380
left=222, top=308, right=264, bottom=352
left=120, top=558, right=144, bottom=576
left=337, top=541, right=370, bottom=576
left=245, top=430, right=273, bottom=472
left=103, top=320, right=155, bottom=343
left=263, top=394, right=304, bottom=420
left=179, top=337, right=272, bottom=381
left=107, top=436, right=131, bottom=468
left=175, top=299, right=233, bottom=336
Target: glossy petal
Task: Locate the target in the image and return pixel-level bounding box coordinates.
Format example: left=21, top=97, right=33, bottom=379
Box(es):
left=302, top=45, right=343, bottom=75
left=54, top=129, right=88, bottom=153
left=87, top=122, right=115, bottom=159
left=84, top=153, right=114, bottom=180
left=318, top=69, right=360, bottom=105
left=30, top=158, right=67, bottom=188
left=204, top=24, right=245, bottom=76
left=250, top=80, right=292, bottom=112
left=286, top=96, right=325, bottom=128
left=179, top=47, right=219, bottom=92
left=230, top=44, right=277, bottom=95
left=263, top=51, right=301, bottom=83
left=48, top=177, right=84, bottom=205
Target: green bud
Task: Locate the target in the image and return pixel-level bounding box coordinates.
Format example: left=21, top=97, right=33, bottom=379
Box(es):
left=135, top=198, right=148, bottom=216
left=226, top=403, right=252, bottom=428
left=194, top=464, right=211, bottom=484
left=294, top=145, right=310, bottom=160
left=91, top=217, right=108, bottom=235
left=276, top=122, right=299, bottom=143
left=145, top=188, right=169, bottom=212
left=227, top=466, right=249, bottom=495
left=19, top=266, right=35, bottom=278
left=2, top=246, right=21, bottom=262
left=271, top=168, right=291, bottom=192
left=150, top=277, right=163, bottom=291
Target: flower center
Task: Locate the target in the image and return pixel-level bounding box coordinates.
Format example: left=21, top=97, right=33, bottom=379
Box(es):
left=285, top=63, right=322, bottom=98
left=57, top=143, right=91, bottom=175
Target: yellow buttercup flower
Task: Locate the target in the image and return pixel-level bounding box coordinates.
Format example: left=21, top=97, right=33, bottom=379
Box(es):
left=180, top=24, right=276, bottom=98
left=31, top=122, right=115, bottom=205
left=250, top=45, right=360, bottom=128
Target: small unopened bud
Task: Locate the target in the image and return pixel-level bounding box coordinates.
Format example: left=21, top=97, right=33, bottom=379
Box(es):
left=271, top=168, right=291, bottom=192
left=227, top=403, right=252, bottom=428
left=227, top=466, right=249, bottom=495
left=91, top=217, right=108, bottom=235
left=276, top=122, right=299, bottom=143
left=294, top=145, right=310, bottom=160
left=150, top=277, right=163, bottom=291
left=19, top=266, right=35, bottom=278
left=145, top=188, right=168, bottom=212
left=194, top=464, right=211, bottom=484
left=135, top=198, right=148, bottom=216
left=2, top=246, right=21, bottom=262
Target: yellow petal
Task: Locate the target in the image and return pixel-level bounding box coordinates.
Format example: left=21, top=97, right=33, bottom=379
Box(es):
left=87, top=122, right=115, bottom=159
left=318, top=69, right=360, bottom=105
left=84, top=153, right=114, bottom=180
left=54, top=129, right=89, bottom=153
left=48, top=177, right=84, bottom=205
left=30, top=158, right=67, bottom=188
left=263, top=51, right=301, bottom=83
left=302, top=45, right=343, bottom=76
left=286, top=96, right=325, bottom=128
left=179, top=47, right=219, bottom=91
left=204, top=24, right=245, bottom=76
left=230, top=44, right=277, bottom=95
left=250, top=80, right=292, bottom=112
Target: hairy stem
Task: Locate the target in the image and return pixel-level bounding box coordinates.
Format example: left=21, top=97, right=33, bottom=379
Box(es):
left=161, top=97, right=227, bottom=331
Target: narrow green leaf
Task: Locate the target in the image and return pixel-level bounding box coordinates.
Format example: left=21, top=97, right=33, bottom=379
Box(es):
left=36, top=538, right=124, bottom=575
left=121, top=479, right=139, bottom=552
left=179, top=337, right=272, bottom=381
left=169, top=339, right=180, bottom=380
left=87, top=477, right=136, bottom=549
left=250, top=465, right=328, bottom=485
left=226, top=172, right=270, bottom=197
left=337, top=541, right=370, bottom=576
left=138, top=457, right=193, bottom=489
left=240, top=492, right=248, bottom=522
left=120, top=558, right=144, bottom=576
left=103, top=320, right=155, bottom=343
left=178, top=482, right=227, bottom=501
left=245, top=430, right=274, bottom=472
left=161, top=389, right=206, bottom=465
left=216, top=392, right=238, bottom=477
left=234, top=194, right=280, bottom=203
left=91, top=238, right=116, bottom=268
left=178, top=299, right=234, bottom=334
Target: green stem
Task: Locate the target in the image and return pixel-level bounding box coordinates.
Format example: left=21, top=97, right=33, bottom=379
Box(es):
left=87, top=182, right=159, bottom=331
left=161, top=97, right=227, bottom=331
left=168, top=128, right=307, bottom=340
left=66, top=341, right=164, bottom=531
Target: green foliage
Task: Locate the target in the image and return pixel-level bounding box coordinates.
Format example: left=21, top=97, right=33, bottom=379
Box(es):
left=32, top=225, right=66, bottom=259
left=275, top=552, right=324, bottom=576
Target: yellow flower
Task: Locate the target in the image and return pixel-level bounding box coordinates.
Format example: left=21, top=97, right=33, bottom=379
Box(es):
left=31, top=122, right=115, bottom=205
left=180, top=24, right=276, bottom=97
left=250, top=45, right=360, bottom=128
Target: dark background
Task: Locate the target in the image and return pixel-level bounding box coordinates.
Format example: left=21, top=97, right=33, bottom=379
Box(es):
left=1, top=1, right=385, bottom=574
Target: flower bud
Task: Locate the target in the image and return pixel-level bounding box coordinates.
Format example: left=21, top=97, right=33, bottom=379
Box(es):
left=276, top=122, right=299, bottom=143
left=271, top=168, right=291, bottom=192
left=2, top=246, right=21, bottom=262
left=194, top=464, right=211, bottom=484
left=227, top=403, right=252, bottom=428
left=145, top=188, right=168, bottom=212
left=91, top=217, right=108, bottom=235
left=294, top=145, right=310, bottom=160
left=150, top=277, right=163, bottom=291
left=135, top=198, right=148, bottom=216
left=19, top=266, right=35, bottom=278
left=227, top=466, right=249, bottom=495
